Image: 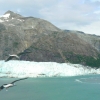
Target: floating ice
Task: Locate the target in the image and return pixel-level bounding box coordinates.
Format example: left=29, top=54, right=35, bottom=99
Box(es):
left=0, top=60, right=100, bottom=78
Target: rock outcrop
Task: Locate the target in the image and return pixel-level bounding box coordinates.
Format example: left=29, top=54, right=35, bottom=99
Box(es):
left=0, top=11, right=100, bottom=67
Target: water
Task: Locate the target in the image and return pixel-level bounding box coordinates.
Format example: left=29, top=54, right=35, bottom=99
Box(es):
left=0, top=75, right=100, bottom=100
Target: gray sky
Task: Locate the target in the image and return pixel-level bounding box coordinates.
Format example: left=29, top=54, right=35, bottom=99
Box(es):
left=0, top=0, right=100, bottom=35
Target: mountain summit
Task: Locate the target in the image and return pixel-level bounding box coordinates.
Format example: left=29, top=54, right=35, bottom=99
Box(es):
left=0, top=11, right=100, bottom=67
left=0, top=10, right=60, bottom=32
left=2, top=10, right=22, bottom=19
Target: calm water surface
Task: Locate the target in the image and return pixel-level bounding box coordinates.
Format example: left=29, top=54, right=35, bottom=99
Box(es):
left=0, top=75, right=100, bottom=100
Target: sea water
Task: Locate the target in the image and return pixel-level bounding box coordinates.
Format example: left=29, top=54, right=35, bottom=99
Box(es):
left=0, top=75, right=100, bottom=100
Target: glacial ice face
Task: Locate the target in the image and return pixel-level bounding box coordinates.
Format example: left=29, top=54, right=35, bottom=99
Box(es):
left=0, top=60, right=100, bottom=78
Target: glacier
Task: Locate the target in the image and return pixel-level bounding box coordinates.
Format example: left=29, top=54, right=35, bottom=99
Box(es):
left=0, top=60, right=100, bottom=78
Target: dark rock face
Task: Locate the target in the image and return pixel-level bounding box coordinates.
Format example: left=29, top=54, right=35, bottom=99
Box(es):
left=0, top=11, right=100, bottom=67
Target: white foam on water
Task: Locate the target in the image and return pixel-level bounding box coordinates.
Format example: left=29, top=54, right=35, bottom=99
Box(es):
left=75, top=77, right=100, bottom=84
left=75, top=79, right=83, bottom=83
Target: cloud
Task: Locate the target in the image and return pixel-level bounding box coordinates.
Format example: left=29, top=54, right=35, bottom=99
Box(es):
left=17, top=9, right=21, bottom=13
left=39, top=0, right=100, bottom=35
left=0, top=0, right=100, bottom=35
left=78, top=21, right=100, bottom=35
left=39, top=0, right=98, bottom=23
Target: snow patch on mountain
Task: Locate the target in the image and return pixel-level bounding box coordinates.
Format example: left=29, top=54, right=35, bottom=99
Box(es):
left=2, top=13, right=10, bottom=19
left=0, top=19, right=4, bottom=22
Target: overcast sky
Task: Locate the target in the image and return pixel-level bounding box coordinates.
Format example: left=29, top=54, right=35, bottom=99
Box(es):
left=0, top=0, right=100, bottom=35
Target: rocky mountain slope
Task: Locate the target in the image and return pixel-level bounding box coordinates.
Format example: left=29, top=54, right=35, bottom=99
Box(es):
left=0, top=10, right=100, bottom=67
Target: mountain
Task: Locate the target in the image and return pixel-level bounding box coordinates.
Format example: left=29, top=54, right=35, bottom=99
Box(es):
left=0, top=10, right=100, bottom=68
